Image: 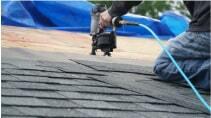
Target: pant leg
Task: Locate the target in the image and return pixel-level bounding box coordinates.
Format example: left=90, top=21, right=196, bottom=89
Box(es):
left=153, top=32, right=210, bottom=91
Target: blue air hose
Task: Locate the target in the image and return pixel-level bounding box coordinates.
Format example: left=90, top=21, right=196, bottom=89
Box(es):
left=137, top=23, right=211, bottom=112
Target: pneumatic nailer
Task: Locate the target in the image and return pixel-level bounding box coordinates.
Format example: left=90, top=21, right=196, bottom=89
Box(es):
left=90, top=4, right=117, bottom=56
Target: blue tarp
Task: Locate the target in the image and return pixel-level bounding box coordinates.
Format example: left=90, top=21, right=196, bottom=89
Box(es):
left=2, top=1, right=189, bottom=39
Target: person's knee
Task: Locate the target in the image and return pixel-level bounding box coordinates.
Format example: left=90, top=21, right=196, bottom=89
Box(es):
left=153, top=57, right=175, bottom=81
left=154, top=56, right=210, bottom=90
left=153, top=59, right=165, bottom=77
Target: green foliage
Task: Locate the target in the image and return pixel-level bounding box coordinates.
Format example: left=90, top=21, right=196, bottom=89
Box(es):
left=135, top=1, right=171, bottom=18
left=173, top=1, right=191, bottom=18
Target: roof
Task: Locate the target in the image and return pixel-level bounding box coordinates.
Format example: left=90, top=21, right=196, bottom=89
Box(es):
left=2, top=47, right=210, bottom=118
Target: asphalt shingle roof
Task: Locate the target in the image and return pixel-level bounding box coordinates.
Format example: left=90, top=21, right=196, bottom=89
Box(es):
left=1, top=49, right=210, bottom=118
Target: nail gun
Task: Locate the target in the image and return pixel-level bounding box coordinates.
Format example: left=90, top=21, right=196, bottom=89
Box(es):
left=90, top=4, right=117, bottom=56
left=90, top=4, right=139, bottom=56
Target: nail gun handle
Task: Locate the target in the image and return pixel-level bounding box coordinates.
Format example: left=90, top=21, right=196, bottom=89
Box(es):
left=112, top=17, right=123, bottom=27
left=112, top=16, right=139, bottom=27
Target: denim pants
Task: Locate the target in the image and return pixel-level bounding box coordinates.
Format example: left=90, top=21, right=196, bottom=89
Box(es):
left=153, top=32, right=210, bottom=91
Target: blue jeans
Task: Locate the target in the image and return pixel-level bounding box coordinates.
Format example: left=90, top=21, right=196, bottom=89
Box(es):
left=153, top=32, right=210, bottom=91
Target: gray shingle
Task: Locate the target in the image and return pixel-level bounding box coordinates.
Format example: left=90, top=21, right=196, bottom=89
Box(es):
left=14, top=107, right=89, bottom=117
left=2, top=116, right=38, bottom=118
left=107, top=102, right=147, bottom=111
left=49, top=84, right=138, bottom=95
left=59, top=91, right=122, bottom=101
left=140, top=112, right=208, bottom=118
left=6, top=75, right=60, bottom=84
left=137, top=103, right=201, bottom=113
left=76, top=109, right=148, bottom=118
left=9, top=75, right=83, bottom=85
left=2, top=68, right=43, bottom=76
left=2, top=58, right=61, bottom=72
left=136, top=80, right=207, bottom=98
left=59, top=90, right=165, bottom=104
left=117, top=95, right=167, bottom=103
left=13, top=107, right=50, bottom=117
left=2, top=88, right=66, bottom=99
left=2, top=88, right=27, bottom=96
left=74, top=86, right=139, bottom=95
left=37, top=60, right=104, bottom=76
left=74, top=79, right=114, bottom=87
left=5, top=81, right=56, bottom=90
left=48, top=84, right=83, bottom=91
left=39, top=98, right=80, bottom=108
left=2, top=68, right=94, bottom=80
left=2, top=97, right=48, bottom=106
left=50, top=78, right=83, bottom=85
left=74, top=60, right=154, bottom=75
left=1, top=82, right=16, bottom=89
left=2, top=62, right=18, bottom=69
left=1, top=75, right=20, bottom=81
left=1, top=106, right=24, bottom=116
left=71, top=100, right=118, bottom=109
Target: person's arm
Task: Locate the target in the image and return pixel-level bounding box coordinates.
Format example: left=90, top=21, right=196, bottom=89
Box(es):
left=108, top=1, right=142, bottom=18
left=99, top=1, right=142, bottom=28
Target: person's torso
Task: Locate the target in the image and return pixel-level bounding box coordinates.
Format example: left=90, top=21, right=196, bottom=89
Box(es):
left=184, top=1, right=210, bottom=32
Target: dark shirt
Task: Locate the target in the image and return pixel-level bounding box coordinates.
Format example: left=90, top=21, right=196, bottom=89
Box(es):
left=108, top=1, right=210, bottom=32
left=108, top=1, right=142, bottom=18
left=184, top=1, right=210, bottom=32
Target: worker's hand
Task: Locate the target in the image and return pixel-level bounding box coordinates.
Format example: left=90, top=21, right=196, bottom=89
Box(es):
left=99, top=10, right=112, bottom=29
